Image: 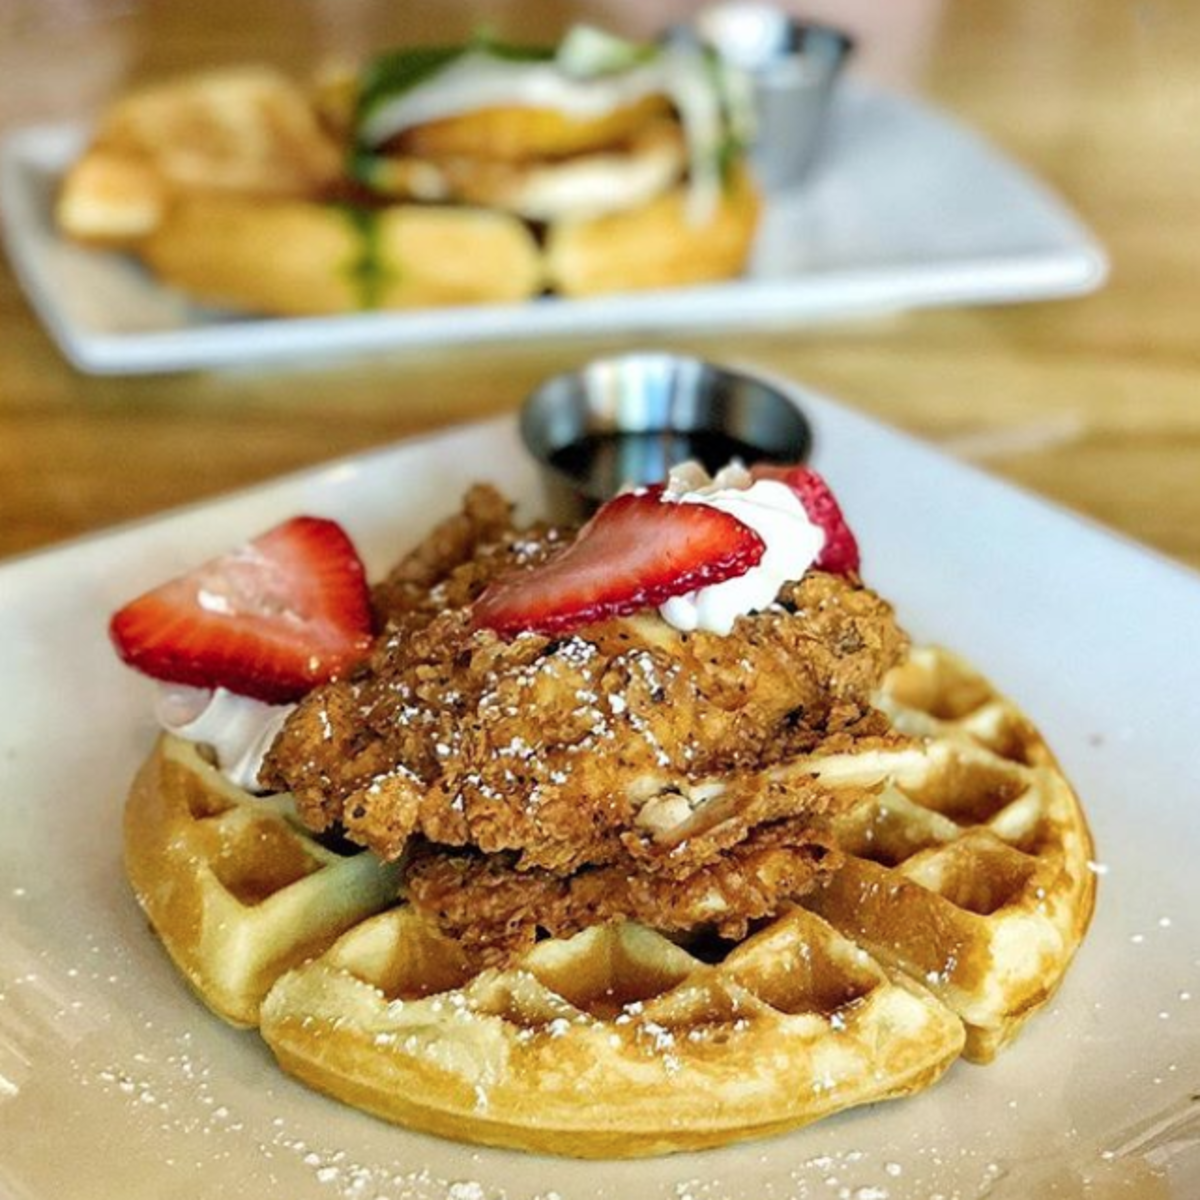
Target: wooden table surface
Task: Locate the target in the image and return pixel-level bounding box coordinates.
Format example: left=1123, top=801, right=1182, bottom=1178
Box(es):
left=2, top=0, right=1198, bottom=572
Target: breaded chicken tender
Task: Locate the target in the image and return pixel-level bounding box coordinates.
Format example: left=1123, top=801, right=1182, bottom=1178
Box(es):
left=261, top=486, right=909, bottom=880
left=388, top=95, right=673, bottom=162
left=404, top=819, right=843, bottom=965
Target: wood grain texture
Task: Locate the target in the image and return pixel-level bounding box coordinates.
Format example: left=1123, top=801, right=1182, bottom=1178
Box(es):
left=1, top=0, right=1197, bottom=570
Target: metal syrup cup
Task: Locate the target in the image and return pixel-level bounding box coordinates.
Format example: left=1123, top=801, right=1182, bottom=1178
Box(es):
left=519, top=352, right=813, bottom=521
left=679, top=4, right=855, bottom=191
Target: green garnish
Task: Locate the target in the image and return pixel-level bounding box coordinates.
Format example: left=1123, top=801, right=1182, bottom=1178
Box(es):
left=698, top=43, right=751, bottom=190
left=350, top=26, right=661, bottom=150
left=354, top=33, right=555, bottom=138
left=554, top=25, right=659, bottom=78
left=355, top=44, right=465, bottom=131
left=346, top=24, right=741, bottom=209
left=335, top=204, right=392, bottom=310
left=350, top=33, right=557, bottom=186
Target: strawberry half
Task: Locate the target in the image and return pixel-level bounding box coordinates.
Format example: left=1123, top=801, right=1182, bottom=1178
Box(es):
left=750, top=464, right=861, bottom=574
left=472, top=489, right=765, bottom=637
left=109, top=516, right=373, bottom=703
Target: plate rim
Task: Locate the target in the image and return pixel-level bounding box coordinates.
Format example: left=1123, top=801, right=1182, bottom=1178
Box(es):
left=0, top=80, right=1109, bottom=376
left=1, top=395, right=1199, bottom=1199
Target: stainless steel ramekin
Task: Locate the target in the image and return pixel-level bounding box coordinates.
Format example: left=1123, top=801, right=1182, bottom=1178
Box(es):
left=679, top=4, right=855, bottom=190
left=519, top=352, right=813, bottom=520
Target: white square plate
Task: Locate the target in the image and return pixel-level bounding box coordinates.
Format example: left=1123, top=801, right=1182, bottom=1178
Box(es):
left=0, top=81, right=1107, bottom=375
left=1, top=382, right=1196, bottom=1199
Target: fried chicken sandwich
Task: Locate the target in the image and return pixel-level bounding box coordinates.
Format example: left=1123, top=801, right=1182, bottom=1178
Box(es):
left=56, top=26, right=761, bottom=314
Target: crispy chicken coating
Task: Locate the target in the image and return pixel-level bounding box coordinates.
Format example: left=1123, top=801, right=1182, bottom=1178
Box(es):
left=261, top=486, right=910, bottom=879
left=404, top=820, right=843, bottom=966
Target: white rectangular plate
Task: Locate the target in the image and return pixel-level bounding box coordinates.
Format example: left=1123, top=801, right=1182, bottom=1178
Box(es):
left=0, top=81, right=1107, bottom=375
left=1, top=382, right=1196, bottom=1199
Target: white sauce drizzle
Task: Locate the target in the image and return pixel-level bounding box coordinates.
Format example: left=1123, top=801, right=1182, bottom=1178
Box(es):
left=360, top=33, right=736, bottom=224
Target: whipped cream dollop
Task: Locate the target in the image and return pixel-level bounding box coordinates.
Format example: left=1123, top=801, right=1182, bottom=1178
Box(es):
left=657, top=462, right=825, bottom=636
left=156, top=686, right=294, bottom=792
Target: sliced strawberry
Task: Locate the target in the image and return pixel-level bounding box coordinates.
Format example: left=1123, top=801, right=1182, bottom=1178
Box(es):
left=473, top=489, right=765, bottom=637
left=750, top=464, right=861, bottom=574
left=109, top=516, right=373, bottom=703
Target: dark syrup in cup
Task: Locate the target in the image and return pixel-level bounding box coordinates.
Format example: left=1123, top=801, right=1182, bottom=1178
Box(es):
left=548, top=428, right=780, bottom=503
left=520, top=353, right=814, bottom=519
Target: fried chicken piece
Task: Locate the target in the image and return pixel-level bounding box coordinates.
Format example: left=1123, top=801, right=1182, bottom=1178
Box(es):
left=261, top=487, right=909, bottom=874
left=369, top=483, right=525, bottom=622
left=404, top=818, right=842, bottom=966
left=388, top=96, right=674, bottom=163
left=367, top=118, right=687, bottom=223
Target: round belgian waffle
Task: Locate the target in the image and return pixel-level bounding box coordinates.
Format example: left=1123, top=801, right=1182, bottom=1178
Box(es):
left=800, top=646, right=1097, bottom=1062
left=124, top=737, right=402, bottom=1027
left=122, top=645, right=1095, bottom=1156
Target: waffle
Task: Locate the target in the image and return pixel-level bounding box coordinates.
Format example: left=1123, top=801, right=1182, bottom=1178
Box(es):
left=139, top=197, right=544, bottom=316
left=56, top=66, right=343, bottom=246
left=123, top=735, right=403, bottom=1026
left=544, top=165, right=762, bottom=298
left=800, top=646, right=1097, bottom=1061
left=260, top=904, right=964, bottom=1156
left=122, top=646, right=1095, bottom=1155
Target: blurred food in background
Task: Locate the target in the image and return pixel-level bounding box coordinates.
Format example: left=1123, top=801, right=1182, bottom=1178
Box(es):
left=53, top=25, right=762, bottom=316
